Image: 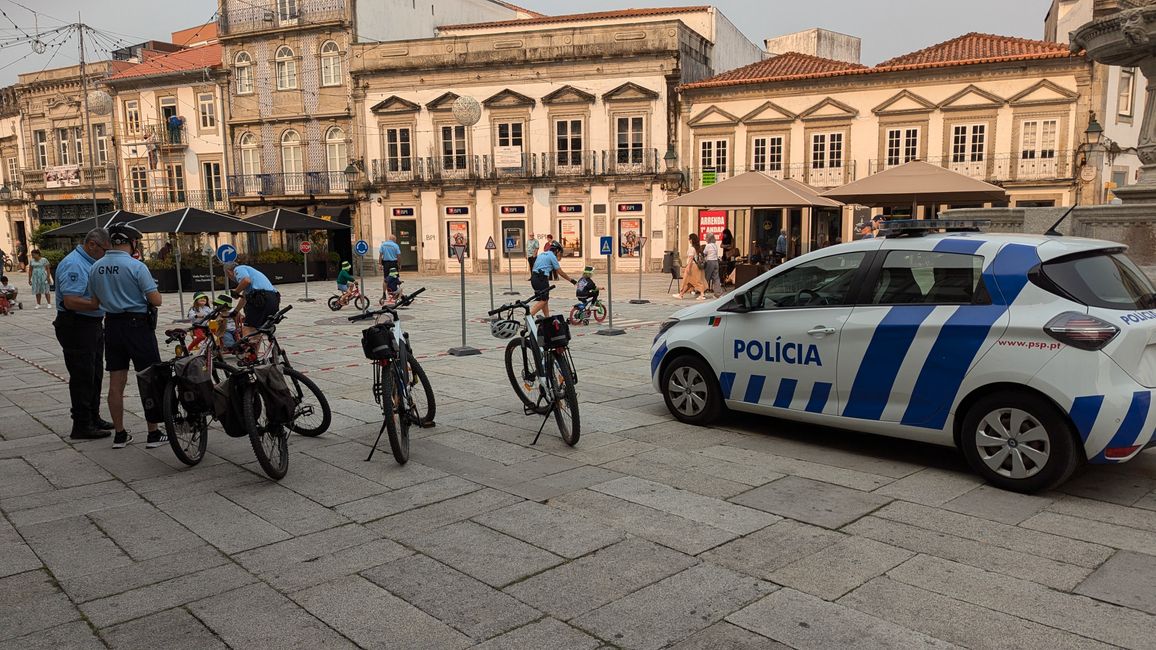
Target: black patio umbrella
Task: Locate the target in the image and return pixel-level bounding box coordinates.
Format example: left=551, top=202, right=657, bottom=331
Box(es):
left=40, top=210, right=148, bottom=237
left=130, top=207, right=270, bottom=317
left=245, top=208, right=352, bottom=231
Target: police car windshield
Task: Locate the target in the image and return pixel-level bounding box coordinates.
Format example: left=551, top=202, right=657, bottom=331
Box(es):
left=1040, top=251, right=1156, bottom=311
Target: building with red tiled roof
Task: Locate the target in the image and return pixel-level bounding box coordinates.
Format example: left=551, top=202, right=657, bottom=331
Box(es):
left=107, top=43, right=222, bottom=82
left=876, top=32, right=1072, bottom=69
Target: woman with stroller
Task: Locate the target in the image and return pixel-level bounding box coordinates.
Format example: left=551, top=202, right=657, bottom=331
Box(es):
left=27, top=249, right=52, bottom=309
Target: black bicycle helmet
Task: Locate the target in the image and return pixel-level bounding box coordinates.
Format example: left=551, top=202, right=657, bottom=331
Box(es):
left=548, top=240, right=563, bottom=255
left=108, top=222, right=144, bottom=245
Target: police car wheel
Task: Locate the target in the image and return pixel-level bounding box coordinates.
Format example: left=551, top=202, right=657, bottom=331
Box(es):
left=960, top=392, right=1080, bottom=493
left=661, top=355, right=722, bottom=425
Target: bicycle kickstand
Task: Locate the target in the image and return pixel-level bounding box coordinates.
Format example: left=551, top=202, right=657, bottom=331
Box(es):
left=531, top=400, right=556, bottom=446
left=365, top=419, right=389, bottom=462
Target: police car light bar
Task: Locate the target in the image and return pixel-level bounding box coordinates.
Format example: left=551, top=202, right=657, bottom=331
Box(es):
left=877, top=219, right=991, bottom=238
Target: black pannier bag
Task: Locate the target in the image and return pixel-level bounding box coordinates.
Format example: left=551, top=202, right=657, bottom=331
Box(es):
left=538, top=315, right=571, bottom=349
left=212, top=374, right=249, bottom=438
left=361, top=322, right=396, bottom=360
left=136, top=362, right=172, bottom=423
left=173, top=355, right=213, bottom=411
left=253, top=364, right=297, bottom=425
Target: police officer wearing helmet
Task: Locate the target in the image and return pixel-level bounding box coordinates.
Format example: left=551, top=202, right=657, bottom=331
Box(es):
left=88, top=222, right=165, bottom=449
left=529, top=240, right=577, bottom=319
left=54, top=227, right=115, bottom=439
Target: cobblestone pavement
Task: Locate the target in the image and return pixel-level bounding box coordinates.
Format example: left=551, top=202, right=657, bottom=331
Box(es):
left=2, top=271, right=1155, bottom=649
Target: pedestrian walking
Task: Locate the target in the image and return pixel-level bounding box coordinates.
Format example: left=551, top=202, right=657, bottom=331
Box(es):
left=87, top=223, right=166, bottom=449
left=54, top=228, right=114, bottom=439
left=673, top=233, right=706, bottom=299
left=774, top=229, right=788, bottom=265
left=224, top=261, right=280, bottom=337
left=379, top=234, right=400, bottom=299
left=703, top=232, right=722, bottom=298
left=16, top=241, right=26, bottom=271
left=27, top=249, right=52, bottom=309
left=525, top=233, right=539, bottom=274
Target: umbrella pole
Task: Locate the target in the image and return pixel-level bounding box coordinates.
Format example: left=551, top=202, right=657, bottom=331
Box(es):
left=175, top=235, right=186, bottom=320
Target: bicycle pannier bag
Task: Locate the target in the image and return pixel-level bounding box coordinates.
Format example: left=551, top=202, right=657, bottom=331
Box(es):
left=213, top=374, right=249, bottom=438
left=173, top=355, right=213, bottom=411
left=361, top=323, right=396, bottom=360
left=136, top=362, right=172, bottom=423
left=253, top=364, right=297, bottom=425
left=538, top=315, right=571, bottom=349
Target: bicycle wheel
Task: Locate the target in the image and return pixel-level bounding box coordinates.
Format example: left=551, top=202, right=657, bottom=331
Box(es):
left=379, top=368, right=409, bottom=464
left=242, top=384, right=288, bottom=479
left=354, top=295, right=370, bottom=311
left=284, top=367, right=331, bottom=437
left=406, top=357, right=436, bottom=426
left=549, top=351, right=581, bottom=446
left=163, top=379, right=207, bottom=466
left=327, top=295, right=342, bottom=311
left=568, top=305, right=582, bottom=325
left=593, top=301, right=607, bottom=323
left=504, top=337, right=548, bottom=414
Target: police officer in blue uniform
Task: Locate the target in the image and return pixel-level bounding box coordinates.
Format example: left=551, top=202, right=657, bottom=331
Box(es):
left=224, top=261, right=280, bottom=336
left=88, top=223, right=166, bottom=449
left=54, top=227, right=114, bottom=439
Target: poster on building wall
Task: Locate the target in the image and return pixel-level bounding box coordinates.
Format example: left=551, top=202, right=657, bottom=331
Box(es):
left=698, top=209, right=727, bottom=241
left=45, top=165, right=81, bottom=189
left=618, top=218, right=641, bottom=257
left=558, top=218, right=582, bottom=258
left=494, top=146, right=523, bottom=168
left=447, top=221, right=470, bottom=258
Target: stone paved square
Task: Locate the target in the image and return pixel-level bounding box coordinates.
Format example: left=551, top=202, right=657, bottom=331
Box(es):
left=1, top=274, right=1155, bottom=648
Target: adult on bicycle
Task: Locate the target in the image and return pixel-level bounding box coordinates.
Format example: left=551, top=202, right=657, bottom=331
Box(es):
left=224, top=261, right=280, bottom=337
left=529, top=240, right=577, bottom=318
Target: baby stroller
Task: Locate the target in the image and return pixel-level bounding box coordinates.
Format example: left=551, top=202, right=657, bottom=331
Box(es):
left=0, top=288, right=21, bottom=315
left=381, top=268, right=405, bottom=307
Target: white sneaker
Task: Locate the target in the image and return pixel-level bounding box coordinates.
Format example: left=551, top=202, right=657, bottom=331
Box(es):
left=34, top=305, right=40, bottom=309
left=671, top=293, right=682, bottom=298
left=696, top=295, right=707, bottom=301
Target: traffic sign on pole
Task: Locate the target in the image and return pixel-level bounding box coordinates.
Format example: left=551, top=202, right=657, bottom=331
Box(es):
left=216, top=244, right=237, bottom=264
left=448, top=244, right=480, bottom=357
left=505, top=237, right=516, bottom=251
left=299, top=240, right=312, bottom=254
left=354, top=239, right=370, bottom=256
left=597, top=236, right=624, bottom=336
left=599, top=236, right=613, bottom=256
left=485, top=236, right=497, bottom=251
left=299, top=240, right=315, bottom=302
left=503, top=237, right=519, bottom=296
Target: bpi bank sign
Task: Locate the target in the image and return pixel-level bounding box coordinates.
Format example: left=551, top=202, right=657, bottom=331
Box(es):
left=698, top=210, right=727, bottom=241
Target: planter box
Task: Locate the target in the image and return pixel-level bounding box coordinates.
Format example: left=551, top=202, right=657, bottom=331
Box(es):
left=150, top=262, right=331, bottom=293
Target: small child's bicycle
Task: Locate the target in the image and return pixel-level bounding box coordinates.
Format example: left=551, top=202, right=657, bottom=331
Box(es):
left=569, top=290, right=606, bottom=325
left=0, top=289, right=20, bottom=315
left=328, top=281, right=370, bottom=312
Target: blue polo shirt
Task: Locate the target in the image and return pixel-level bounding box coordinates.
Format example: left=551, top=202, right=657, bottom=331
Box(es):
left=55, top=245, right=103, bottom=317
left=88, top=250, right=157, bottom=314
left=532, top=251, right=561, bottom=275
left=380, top=240, right=400, bottom=262
left=233, top=265, right=276, bottom=294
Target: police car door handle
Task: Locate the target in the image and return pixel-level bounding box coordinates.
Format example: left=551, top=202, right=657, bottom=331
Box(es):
left=807, top=326, right=836, bottom=337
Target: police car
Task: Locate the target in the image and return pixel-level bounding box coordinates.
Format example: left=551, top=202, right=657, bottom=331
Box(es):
left=651, top=220, right=1156, bottom=492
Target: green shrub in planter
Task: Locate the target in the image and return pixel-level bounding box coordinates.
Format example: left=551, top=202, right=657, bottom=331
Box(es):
left=40, top=248, right=68, bottom=266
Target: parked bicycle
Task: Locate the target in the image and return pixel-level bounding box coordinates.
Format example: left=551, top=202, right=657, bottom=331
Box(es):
left=488, top=287, right=580, bottom=446
left=328, top=280, right=370, bottom=312
left=155, top=307, right=230, bottom=466
left=568, top=288, right=606, bottom=326
left=349, top=287, right=435, bottom=464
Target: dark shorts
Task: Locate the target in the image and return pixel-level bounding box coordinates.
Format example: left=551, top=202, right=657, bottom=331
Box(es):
left=104, top=314, right=161, bottom=372
left=531, top=273, right=551, bottom=301
left=243, top=290, right=281, bottom=328
left=381, top=260, right=398, bottom=276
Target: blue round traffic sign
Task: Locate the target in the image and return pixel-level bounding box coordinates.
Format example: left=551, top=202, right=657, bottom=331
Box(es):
left=354, top=239, right=370, bottom=256
left=216, top=244, right=237, bottom=264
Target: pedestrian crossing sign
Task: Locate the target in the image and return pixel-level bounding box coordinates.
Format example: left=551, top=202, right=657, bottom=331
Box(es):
left=600, top=236, right=613, bottom=255
left=505, top=237, right=516, bottom=250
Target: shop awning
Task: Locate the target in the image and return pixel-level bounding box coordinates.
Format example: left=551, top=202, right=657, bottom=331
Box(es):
left=314, top=205, right=351, bottom=222
left=246, top=207, right=352, bottom=231
left=40, top=210, right=149, bottom=237
left=663, top=171, right=844, bottom=208
left=131, top=207, right=270, bottom=234
left=820, top=160, right=1007, bottom=206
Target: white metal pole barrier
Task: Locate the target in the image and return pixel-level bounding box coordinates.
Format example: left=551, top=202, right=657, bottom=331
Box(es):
left=630, top=235, right=649, bottom=305
left=300, top=240, right=315, bottom=302
left=596, top=236, right=625, bottom=336
left=448, top=245, right=481, bottom=356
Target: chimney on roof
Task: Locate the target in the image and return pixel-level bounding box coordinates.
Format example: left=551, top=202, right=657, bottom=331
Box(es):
left=764, top=28, right=861, bottom=64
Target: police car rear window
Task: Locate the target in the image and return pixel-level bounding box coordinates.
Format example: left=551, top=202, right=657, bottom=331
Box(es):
left=1039, top=251, right=1156, bottom=310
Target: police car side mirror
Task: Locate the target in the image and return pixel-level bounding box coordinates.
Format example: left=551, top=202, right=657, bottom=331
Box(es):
left=720, top=291, right=751, bottom=313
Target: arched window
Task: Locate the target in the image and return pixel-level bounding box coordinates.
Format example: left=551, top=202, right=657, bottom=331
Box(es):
left=234, top=51, right=253, bottom=94
left=238, top=132, right=259, bottom=194
left=320, top=40, right=341, bottom=87
left=325, top=126, right=347, bottom=175
left=281, top=129, right=303, bottom=193
left=275, top=46, right=297, bottom=90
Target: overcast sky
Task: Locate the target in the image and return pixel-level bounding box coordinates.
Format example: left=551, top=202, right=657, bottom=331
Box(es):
left=0, top=0, right=1051, bottom=85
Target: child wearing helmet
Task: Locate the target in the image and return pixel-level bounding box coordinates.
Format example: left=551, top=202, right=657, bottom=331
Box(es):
left=336, top=261, right=355, bottom=293
left=187, top=292, right=212, bottom=322
left=384, top=267, right=403, bottom=305
left=213, top=294, right=238, bottom=349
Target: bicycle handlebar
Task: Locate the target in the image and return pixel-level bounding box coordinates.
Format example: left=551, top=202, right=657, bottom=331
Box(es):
left=347, top=287, right=426, bottom=322
left=487, top=286, right=554, bottom=316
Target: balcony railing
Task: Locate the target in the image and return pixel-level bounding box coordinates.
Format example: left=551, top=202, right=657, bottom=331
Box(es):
left=144, top=124, right=187, bottom=148
left=219, top=0, right=346, bottom=36
left=227, top=171, right=350, bottom=198
left=684, top=161, right=857, bottom=189
left=368, top=148, right=662, bottom=187
left=122, top=190, right=229, bottom=214
left=22, top=166, right=113, bottom=189
left=867, top=153, right=1075, bottom=182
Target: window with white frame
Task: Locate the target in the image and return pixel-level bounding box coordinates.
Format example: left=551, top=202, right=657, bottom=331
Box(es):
left=198, top=93, right=216, bottom=129
left=811, top=132, right=843, bottom=169
left=885, top=127, right=920, bottom=167
left=1119, top=68, right=1135, bottom=118
left=275, top=46, right=297, bottom=90
left=202, top=161, right=223, bottom=200
left=278, top=0, right=298, bottom=20
left=496, top=121, right=523, bottom=149
left=56, top=128, right=71, bottom=166
left=325, top=126, right=346, bottom=174
left=320, top=40, right=341, bottom=87
left=700, top=139, right=728, bottom=173
left=615, top=116, right=645, bottom=164
left=1021, top=119, right=1058, bottom=159
left=555, top=119, right=582, bottom=167
left=385, top=127, right=412, bottom=172
left=124, top=100, right=140, bottom=134
left=6, top=157, right=17, bottom=184
left=93, top=124, right=107, bottom=165
left=440, top=125, right=467, bottom=170
left=238, top=132, right=259, bottom=176
left=281, top=130, right=302, bottom=174
left=72, top=127, right=83, bottom=166
left=751, top=135, right=783, bottom=172
left=33, top=130, right=47, bottom=169
left=234, top=52, right=253, bottom=95
left=165, top=163, right=186, bottom=202
left=130, top=165, right=148, bottom=203
left=951, top=124, right=986, bottom=163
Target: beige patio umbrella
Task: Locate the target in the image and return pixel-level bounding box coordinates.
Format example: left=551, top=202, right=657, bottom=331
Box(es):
left=664, top=171, right=843, bottom=208
left=820, top=160, right=1006, bottom=215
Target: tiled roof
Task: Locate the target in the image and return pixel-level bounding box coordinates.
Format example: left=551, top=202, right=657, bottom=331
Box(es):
left=876, top=32, right=1071, bottom=69
left=681, top=32, right=1079, bottom=91
left=439, top=5, right=709, bottom=31
left=107, top=43, right=222, bottom=81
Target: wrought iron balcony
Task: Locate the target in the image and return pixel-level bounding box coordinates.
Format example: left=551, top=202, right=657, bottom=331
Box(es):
left=218, top=0, right=346, bottom=36
left=144, top=124, right=187, bottom=149
left=367, top=148, right=662, bottom=187
left=121, top=190, right=230, bottom=214
left=22, top=166, right=114, bottom=190
left=226, top=171, right=350, bottom=198
left=684, top=161, right=856, bottom=189
left=867, top=153, right=1075, bottom=183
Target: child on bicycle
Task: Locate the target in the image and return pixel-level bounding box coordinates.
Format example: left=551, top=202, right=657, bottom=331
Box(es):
left=575, top=266, right=598, bottom=302
left=337, top=261, right=355, bottom=294
left=187, top=292, right=212, bottom=322
left=0, top=275, right=18, bottom=315
left=213, top=294, right=238, bottom=349
left=383, top=267, right=403, bottom=305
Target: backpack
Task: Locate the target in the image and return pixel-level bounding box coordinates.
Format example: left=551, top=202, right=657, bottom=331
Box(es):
left=693, top=249, right=706, bottom=267
left=136, top=362, right=172, bottom=424
left=173, top=355, right=213, bottom=411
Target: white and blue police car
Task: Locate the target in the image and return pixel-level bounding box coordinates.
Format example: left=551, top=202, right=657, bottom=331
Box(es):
left=651, top=219, right=1156, bottom=492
